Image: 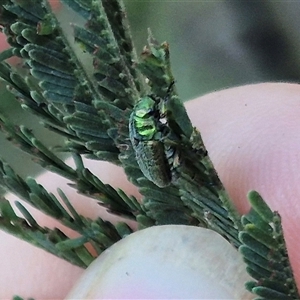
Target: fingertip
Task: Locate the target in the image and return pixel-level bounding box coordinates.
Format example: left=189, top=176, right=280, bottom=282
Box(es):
left=186, top=82, right=300, bottom=285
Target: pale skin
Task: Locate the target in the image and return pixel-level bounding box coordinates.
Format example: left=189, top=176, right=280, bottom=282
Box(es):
left=1, top=82, right=300, bottom=299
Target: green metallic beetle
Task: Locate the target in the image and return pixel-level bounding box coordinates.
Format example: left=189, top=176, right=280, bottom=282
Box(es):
left=129, top=94, right=173, bottom=187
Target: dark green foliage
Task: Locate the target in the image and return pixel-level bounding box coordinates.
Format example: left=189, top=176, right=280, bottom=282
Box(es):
left=0, top=158, right=137, bottom=266
left=0, top=0, right=124, bottom=164
left=0, top=197, right=94, bottom=268
left=240, top=191, right=299, bottom=299
left=0, top=116, right=77, bottom=179
left=61, top=0, right=91, bottom=20
left=13, top=296, right=34, bottom=300
left=0, top=1, right=298, bottom=299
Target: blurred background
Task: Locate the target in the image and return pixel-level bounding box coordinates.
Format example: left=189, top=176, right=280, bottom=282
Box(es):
left=1, top=1, right=300, bottom=183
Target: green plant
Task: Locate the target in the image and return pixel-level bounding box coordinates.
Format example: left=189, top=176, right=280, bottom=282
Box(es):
left=0, top=0, right=298, bottom=299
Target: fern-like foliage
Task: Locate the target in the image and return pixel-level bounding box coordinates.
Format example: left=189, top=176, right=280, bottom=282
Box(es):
left=0, top=157, right=135, bottom=265
left=240, top=191, right=299, bottom=299
left=0, top=0, right=298, bottom=299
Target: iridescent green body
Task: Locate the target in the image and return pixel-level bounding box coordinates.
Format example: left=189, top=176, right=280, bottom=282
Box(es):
left=129, top=95, right=172, bottom=187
